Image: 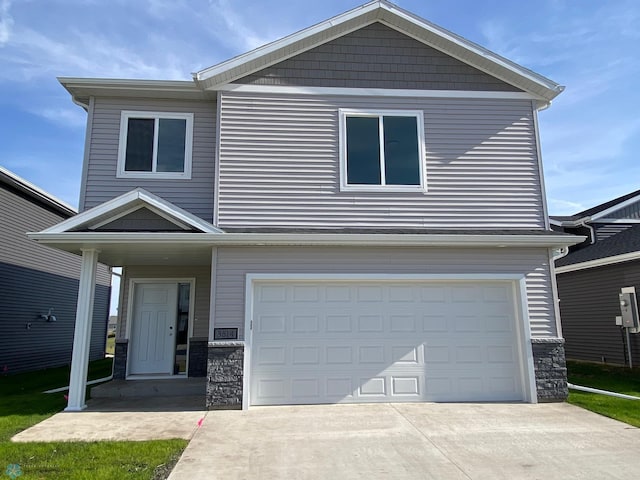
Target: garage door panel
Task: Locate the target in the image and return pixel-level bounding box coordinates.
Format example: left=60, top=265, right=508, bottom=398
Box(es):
left=250, top=281, right=525, bottom=406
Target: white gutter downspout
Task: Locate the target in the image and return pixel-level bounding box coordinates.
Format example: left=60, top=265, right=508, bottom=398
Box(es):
left=43, top=374, right=113, bottom=394
left=580, top=219, right=596, bottom=245
left=568, top=383, right=640, bottom=401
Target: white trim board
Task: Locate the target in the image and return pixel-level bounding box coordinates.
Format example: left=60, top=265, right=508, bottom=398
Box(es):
left=29, top=231, right=585, bottom=248
left=242, top=273, right=537, bottom=409
left=220, top=84, right=543, bottom=100
left=555, top=251, right=640, bottom=274
left=40, top=188, right=222, bottom=234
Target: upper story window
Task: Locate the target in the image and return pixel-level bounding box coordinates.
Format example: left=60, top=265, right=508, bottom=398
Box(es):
left=117, top=111, right=194, bottom=179
left=339, top=109, right=426, bottom=192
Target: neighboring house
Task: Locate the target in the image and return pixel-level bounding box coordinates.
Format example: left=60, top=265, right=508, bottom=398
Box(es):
left=29, top=0, right=581, bottom=411
left=0, top=167, right=111, bottom=374
left=552, top=190, right=640, bottom=367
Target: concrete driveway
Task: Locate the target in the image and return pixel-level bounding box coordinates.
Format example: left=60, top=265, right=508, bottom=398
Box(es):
left=168, top=402, right=640, bottom=479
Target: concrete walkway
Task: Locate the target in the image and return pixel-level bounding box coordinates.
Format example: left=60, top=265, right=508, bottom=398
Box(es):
left=168, top=402, right=640, bottom=479
left=12, top=396, right=207, bottom=442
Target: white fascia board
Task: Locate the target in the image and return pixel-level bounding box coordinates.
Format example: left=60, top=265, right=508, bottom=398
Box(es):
left=220, top=83, right=543, bottom=100
left=0, top=166, right=76, bottom=216
left=28, top=232, right=585, bottom=248
left=134, top=190, right=222, bottom=233
left=196, top=1, right=562, bottom=100
left=590, top=194, right=640, bottom=221
left=58, top=77, right=209, bottom=102
left=555, top=251, right=640, bottom=274
left=592, top=218, right=640, bottom=224
left=39, top=188, right=222, bottom=234
left=376, top=10, right=561, bottom=98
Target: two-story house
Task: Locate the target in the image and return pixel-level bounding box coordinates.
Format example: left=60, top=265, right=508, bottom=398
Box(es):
left=30, top=0, right=580, bottom=411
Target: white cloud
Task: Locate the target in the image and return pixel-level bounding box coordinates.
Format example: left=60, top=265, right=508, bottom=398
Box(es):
left=33, top=107, right=87, bottom=129
left=547, top=198, right=585, bottom=216
left=206, top=0, right=279, bottom=51
left=0, top=0, right=12, bottom=45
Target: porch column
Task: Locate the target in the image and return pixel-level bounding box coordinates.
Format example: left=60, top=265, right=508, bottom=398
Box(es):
left=65, top=248, right=99, bottom=412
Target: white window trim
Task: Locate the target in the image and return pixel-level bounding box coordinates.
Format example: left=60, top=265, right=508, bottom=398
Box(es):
left=117, top=111, right=194, bottom=180
left=338, top=109, right=427, bottom=193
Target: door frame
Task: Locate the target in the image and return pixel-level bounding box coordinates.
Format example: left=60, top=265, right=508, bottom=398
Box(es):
left=243, top=273, right=537, bottom=410
left=125, top=277, right=196, bottom=379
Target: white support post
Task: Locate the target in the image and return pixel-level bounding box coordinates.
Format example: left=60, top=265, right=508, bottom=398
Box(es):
left=65, top=248, right=99, bottom=412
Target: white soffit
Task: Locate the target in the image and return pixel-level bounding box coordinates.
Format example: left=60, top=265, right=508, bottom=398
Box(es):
left=194, top=0, right=563, bottom=101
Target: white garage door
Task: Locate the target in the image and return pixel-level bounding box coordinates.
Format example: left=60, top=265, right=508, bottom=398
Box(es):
left=249, top=280, right=526, bottom=406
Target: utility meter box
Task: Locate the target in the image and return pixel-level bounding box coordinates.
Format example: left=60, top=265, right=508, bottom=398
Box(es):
left=619, top=287, right=640, bottom=329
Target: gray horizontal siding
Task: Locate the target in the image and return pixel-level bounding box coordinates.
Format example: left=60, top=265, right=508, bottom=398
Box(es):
left=0, top=187, right=109, bottom=285
left=0, top=185, right=111, bottom=373
left=237, top=22, right=520, bottom=92
left=606, top=199, right=640, bottom=220
left=83, top=97, right=216, bottom=222
left=118, top=265, right=211, bottom=340
left=0, top=263, right=110, bottom=374
left=557, top=261, right=640, bottom=366
left=214, top=246, right=556, bottom=339
left=217, top=93, right=544, bottom=228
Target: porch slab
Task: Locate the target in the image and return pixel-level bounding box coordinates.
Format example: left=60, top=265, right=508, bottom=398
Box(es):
left=91, top=378, right=206, bottom=398
left=11, top=396, right=207, bottom=442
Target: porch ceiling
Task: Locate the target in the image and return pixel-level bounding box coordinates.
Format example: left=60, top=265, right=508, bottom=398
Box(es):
left=41, top=240, right=213, bottom=267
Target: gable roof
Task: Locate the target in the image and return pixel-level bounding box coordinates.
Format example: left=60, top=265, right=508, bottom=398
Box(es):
left=0, top=167, right=76, bottom=217
left=194, top=0, right=563, bottom=102
left=40, top=188, right=222, bottom=234
left=550, top=188, right=640, bottom=225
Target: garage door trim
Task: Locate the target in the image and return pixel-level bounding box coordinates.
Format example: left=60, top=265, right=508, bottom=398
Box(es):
left=243, top=273, right=537, bottom=410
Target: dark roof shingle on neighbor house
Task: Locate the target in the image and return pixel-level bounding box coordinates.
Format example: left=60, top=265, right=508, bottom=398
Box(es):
left=556, top=223, right=640, bottom=267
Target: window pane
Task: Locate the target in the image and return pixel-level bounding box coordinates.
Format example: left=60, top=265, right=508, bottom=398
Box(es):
left=125, top=118, right=154, bottom=171
left=346, top=116, right=381, bottom=185
left=157, top=118, right=187, bottom=172
left=383, top=116, right=421, bottom=185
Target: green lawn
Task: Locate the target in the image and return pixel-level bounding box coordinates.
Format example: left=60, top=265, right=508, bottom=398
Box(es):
left=567, top=361, right=640, bottom=428
left=0, top=360, right=187, bottom=479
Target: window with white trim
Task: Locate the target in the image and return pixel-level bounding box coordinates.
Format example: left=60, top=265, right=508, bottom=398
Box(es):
left=339, top=109, right=426, bottom=192
left=117, top=111, right=194, bottom=179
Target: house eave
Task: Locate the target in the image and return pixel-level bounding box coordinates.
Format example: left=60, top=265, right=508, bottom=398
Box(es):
left=28, top=231, right=585, bottom=248
left=556, top=250, right=640, bottom=274
left=0, top=167, right=76, bottom=217
left=58, top=77, right=213, bottom=105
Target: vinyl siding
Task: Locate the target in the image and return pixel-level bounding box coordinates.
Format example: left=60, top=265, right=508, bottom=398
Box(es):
left=606, top=200, right=640, bottom=220
left=236, top=22, right=520, bottom=92
left=118, top=265, right=211, bottom=339
left=83, top=97, right=216, bottom=222
left=214, top=246, right=556, bottom=339
left=557, top=261, right=640, bottom=366
left=0, top=186, right=111, bottom=374
left=218, top=93, right=544, bottom=228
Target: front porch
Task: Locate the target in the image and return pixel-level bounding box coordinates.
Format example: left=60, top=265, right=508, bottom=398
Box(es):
left=91, top=377, right=206, bottom=399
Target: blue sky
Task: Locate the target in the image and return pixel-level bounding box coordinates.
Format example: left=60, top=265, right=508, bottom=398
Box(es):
left=0, top=0, right=638, bottom=215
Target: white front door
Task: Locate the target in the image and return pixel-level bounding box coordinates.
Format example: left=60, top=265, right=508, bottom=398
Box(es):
left=129, top=283, right=178, bottom=375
